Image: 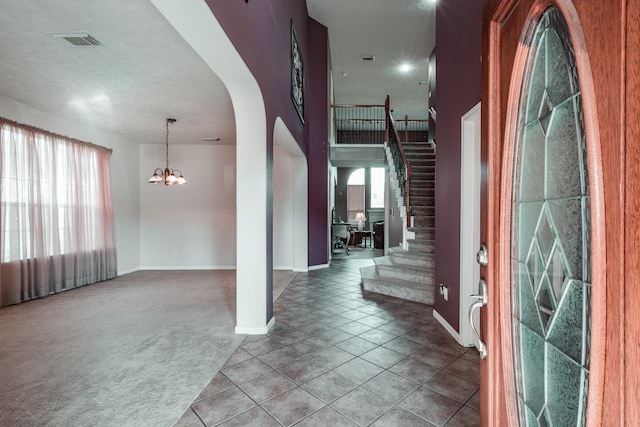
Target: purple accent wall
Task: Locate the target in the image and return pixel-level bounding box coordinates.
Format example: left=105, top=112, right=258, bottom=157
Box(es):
left=307, top=18, right=330, bottom=266
left=204, top=2, right=330, bottom=317
left=205, top=1, right=309, bottom=151
left=434, top=0, right=484, bottom=330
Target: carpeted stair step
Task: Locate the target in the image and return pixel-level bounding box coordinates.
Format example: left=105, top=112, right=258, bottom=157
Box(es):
left=412, top=206, right=435, bottom=217
left=374, top=256, right=435, bottom=285
left=411, top=173, right=435, bottom=181
left=407, top=238, right=435, bottom=252
left=410, top=215, right=434, bottom=228
left=410, top=187, right=435, bottom=198
left=409, top=228, right=435, bottom=241
left=409, top=225, right=436, bottom=239
left=360, top=265, right=435, bottom=305
left=410, top=196, right=435, bottom=208
left=413, top=214, right=436, bottom=226
left=406, top=155, right=435, bottom=162
left=409, top=159, right=435, bottom=167
left=389, top=247, right=435, bottom=268
left=411, top=165, right=435, bottom=173
left=410, top=179, right=435, bottom=189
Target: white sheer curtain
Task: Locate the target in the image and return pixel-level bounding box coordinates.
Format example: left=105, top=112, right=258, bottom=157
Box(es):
left=0, top=118, right=117, bottom=307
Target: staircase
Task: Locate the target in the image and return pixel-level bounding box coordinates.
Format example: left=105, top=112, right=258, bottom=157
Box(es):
left=361, top=142, right=436, bottom=305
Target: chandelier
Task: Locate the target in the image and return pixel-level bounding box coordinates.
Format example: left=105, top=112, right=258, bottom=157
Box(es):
left=148, top=118, right=187, bottom=185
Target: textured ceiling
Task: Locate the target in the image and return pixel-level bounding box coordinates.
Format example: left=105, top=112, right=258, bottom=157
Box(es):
left=0, top=1, right=235, bottom=145
left=0, top=1, right=434, bottom=146
left=307, top=0, right=436, bottom=120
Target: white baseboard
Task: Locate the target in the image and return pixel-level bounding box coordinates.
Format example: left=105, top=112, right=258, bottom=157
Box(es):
left=117, top=267, right=139, bottom=276
left=308, top=263, right=329, bottom=271
left=273, top=265, right=294, bottom=271
left=433, top=309, right=464, bottom=346
left=293, top=267, right=309, bottom=272
left=234, top=316, right=275, bottom=335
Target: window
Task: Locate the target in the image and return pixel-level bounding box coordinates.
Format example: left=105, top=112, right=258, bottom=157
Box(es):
left=2, top=136, right=103, bottom=260
left=346, top=168, right=365, bottom=222
left=370, top=167, right=385, bottom=208
left=0, top=118, right=117, bottom=306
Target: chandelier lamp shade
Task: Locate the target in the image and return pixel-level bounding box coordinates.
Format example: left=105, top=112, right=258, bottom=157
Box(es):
left=148, top=118, right=187, bottom=185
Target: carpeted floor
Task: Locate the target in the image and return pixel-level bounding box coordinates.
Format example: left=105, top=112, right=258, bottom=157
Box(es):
left=0, top=270, right=295, bottom=427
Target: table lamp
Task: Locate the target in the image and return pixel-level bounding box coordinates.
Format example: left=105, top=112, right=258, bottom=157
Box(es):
left=355, top=212, right=366, bottom=231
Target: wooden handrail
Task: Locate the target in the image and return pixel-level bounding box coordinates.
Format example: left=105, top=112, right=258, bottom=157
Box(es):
left=333, top=118, right=386, bottom=122
left=332, top=103, right=385, bottom=109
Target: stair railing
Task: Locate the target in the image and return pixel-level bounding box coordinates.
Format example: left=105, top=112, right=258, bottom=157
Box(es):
left=385, top=95, right=412, bottom=227
left=332, top=103, right=386, bottom=145
left=395, top=114, right=430, bottom=143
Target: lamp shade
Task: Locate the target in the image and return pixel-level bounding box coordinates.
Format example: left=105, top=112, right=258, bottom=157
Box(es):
left=355, top=212, right=366, bottom=230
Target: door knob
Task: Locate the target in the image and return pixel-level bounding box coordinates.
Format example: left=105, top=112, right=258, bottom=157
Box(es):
left=476, top=244, right=488, bottom=266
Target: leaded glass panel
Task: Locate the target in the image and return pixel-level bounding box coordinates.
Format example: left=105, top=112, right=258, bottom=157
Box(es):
left=511, top=7, right=591, bottom=427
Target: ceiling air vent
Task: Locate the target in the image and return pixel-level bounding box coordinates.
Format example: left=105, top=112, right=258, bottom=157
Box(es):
left=50, top=33, right=103, bottom=47
left=361, top=55, right=376, bottom=62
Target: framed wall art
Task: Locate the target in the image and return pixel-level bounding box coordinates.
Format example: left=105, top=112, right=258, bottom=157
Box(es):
left=290, top=21, right=304, bottom=123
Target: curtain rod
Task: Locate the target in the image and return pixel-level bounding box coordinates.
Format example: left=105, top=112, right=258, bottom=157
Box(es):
left=0, top=116, right=113, bottom=154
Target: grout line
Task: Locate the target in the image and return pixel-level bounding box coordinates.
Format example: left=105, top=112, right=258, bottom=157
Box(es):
left=186, top=258, right=478, bottom=427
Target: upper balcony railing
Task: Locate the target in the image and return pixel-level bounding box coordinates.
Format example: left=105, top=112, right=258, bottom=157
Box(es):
left=332, top=104, right=429, bottom=144
left=332, top=104, right=386, bottom=144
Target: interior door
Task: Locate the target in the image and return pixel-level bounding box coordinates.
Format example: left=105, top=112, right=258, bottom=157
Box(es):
left=478, top=0, right=629, bottom=425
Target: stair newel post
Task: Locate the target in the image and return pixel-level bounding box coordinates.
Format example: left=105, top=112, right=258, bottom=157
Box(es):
left=404, top=114, right=409, bottom=143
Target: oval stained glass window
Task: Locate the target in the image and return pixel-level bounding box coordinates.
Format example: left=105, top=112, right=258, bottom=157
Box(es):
left=511, top=7, right=591, bottom=427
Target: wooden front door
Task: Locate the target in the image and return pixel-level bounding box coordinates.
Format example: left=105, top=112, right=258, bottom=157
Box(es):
left=479, top=0, right=639, bottom=425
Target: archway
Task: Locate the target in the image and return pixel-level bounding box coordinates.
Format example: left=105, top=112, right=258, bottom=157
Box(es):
left=273, top=117, right=308, bottom=272
left=150, top=0, right=271, bottom=334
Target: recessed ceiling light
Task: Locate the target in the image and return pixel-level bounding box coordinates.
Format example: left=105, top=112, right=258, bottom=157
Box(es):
left=399, top=63, right=413, bottom=73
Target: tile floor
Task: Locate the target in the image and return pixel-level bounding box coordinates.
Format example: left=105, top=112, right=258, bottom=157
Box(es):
left=175, top=258, right=480, bottom=427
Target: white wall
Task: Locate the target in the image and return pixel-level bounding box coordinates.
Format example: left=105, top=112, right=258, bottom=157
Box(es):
left=273, top=144, right=294, bottom=269
left=0, top=97, right=239, bottom=274
left=0, top=96, right=141, bottom=274
left=273, top=117, right=308, bottom=272
left=139, top=144, right=236, bottom=269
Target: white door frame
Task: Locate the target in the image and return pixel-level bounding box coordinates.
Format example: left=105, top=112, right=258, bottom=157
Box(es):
left=459, top=102, right=482, bottom=347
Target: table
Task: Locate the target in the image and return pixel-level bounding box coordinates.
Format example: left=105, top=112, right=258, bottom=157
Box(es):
left=352, top=230, right=372, bottom=248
